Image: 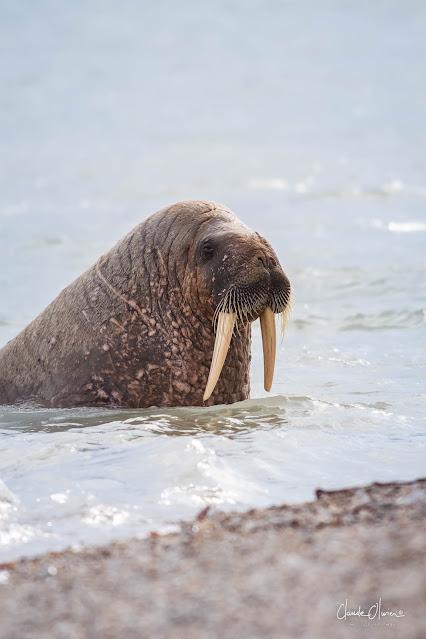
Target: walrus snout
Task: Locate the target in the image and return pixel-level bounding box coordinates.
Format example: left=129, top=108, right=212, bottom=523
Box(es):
left=202, top=229, right=291, bottom=401
left=269, top=270, right=291, bottom=314
left=210, top=245, right=291, bottom=321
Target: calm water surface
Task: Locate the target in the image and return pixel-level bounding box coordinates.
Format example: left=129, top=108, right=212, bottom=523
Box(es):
left=0, top=1, right=425, bottom=561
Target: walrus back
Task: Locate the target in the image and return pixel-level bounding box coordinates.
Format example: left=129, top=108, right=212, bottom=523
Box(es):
left=0, top=245, right=131, bottom=406
left=0, top=271, right=94, bottom=405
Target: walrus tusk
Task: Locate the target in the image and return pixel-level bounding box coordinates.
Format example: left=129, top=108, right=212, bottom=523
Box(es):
left=260, top=307, right=276, bottom=392
left=203, top=312, right=236, bottom=401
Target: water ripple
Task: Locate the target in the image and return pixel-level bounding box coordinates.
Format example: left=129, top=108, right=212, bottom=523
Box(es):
left=342, top=308, right=425, bottom=331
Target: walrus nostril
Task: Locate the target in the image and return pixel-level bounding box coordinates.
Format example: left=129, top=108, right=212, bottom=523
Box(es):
left=257, top=255, right=267, bottom=269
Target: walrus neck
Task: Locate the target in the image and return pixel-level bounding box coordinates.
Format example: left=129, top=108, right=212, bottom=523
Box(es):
left=89, top=233, right=251, bottom=408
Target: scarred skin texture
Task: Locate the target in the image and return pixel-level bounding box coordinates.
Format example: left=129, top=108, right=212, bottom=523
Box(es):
left=0, top=201, right=290, bottom=408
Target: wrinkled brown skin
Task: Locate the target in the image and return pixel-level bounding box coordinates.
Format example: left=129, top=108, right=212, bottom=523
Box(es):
left=0, top=201, right=287, bottom=408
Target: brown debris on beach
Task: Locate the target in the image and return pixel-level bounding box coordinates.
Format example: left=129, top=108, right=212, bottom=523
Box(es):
left=1, top=478, right=425, bottom=639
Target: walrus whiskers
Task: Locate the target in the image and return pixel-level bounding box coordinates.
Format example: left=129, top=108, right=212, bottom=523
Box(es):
left=205, top=284, right=284, bottom=399
left=279, top=292, right=293, bottom=337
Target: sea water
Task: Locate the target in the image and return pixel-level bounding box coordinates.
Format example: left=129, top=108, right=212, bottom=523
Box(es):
left=0, top=1, right=425, bottom=562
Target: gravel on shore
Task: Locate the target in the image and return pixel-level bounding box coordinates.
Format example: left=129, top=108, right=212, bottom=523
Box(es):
left=1, top=478, right=425, bottom=639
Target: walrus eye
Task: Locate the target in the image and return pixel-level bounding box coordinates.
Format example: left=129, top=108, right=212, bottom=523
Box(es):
left=200, top=239, right=215, bottom=261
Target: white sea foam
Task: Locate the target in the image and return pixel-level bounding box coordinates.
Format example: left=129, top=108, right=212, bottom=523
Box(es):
left=248, top=178, right=289, bottom=190
left=388, top=222, right=426, bottom=233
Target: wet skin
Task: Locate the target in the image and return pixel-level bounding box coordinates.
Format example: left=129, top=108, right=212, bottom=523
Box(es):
left=0, top=201, right=290, bottom=408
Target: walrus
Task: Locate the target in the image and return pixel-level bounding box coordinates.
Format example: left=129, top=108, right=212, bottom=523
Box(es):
left=0, top=201, right=291, bottom=408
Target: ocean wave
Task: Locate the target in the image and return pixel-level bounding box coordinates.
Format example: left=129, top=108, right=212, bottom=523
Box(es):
left=0, top=392, right=411, bottom=441
left=371, top=219, right=426, bottom=233
left=247, top=176, right=426, bottom=202
left=342, top=308, right=425, bottom=331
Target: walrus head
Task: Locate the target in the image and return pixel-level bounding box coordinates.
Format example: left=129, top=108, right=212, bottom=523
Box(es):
left=170, top=202, right=291, bottom=401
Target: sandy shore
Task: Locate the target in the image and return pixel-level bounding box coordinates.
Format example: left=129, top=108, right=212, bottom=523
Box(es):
left=0, top=478, right=425, bottom=639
